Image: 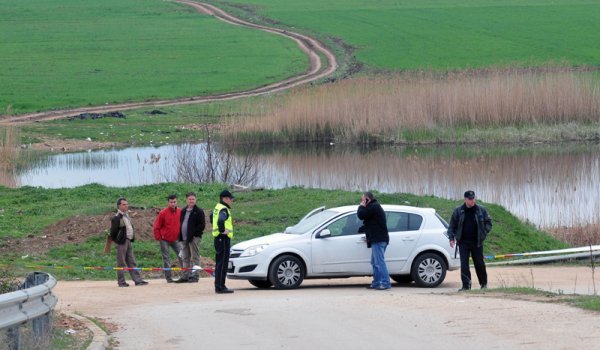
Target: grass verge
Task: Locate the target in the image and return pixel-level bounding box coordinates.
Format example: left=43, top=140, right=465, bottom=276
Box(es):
left=470, top=287, right=600, bottom=312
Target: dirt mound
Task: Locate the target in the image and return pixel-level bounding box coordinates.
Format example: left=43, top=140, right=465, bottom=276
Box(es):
left=0, top=207, right=215, bottom=269
left=0, top=207, right=159, bottom=256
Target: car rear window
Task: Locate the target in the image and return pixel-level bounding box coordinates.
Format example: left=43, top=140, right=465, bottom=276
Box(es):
left=386, top=212, right=423, bottom=231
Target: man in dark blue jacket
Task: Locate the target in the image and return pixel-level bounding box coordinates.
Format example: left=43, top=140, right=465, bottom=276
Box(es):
left=357, top=192, right=391, bottom=290
left=448, top=190, right=493, bottom=291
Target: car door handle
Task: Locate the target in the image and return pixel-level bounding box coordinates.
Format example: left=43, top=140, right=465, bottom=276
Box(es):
left=357, top=237, right=367, bottom=244
left=402, top=237, right=415, bottom=241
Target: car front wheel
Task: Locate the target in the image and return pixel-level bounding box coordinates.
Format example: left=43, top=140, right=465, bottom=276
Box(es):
left=248, top=279, right=273, bottom=289
left=269, top=255, right=305, bottom=289
left=411, top=253, right=447, bottom=288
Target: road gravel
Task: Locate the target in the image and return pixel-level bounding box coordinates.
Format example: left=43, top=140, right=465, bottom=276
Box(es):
left=55, top=266, right=600, bottom=349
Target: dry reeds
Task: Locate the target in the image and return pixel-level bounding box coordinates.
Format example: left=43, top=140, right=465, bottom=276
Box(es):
left=229, top=68, right=600, bottom=143
left=0, top=127, right=19, bottom=187
left=0, top=127, right=19, bottom=164
left=547, top=222, right=600, bottom=247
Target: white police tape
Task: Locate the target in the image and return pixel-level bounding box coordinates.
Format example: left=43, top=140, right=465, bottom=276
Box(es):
left=485, top=245, right=600, bottom=260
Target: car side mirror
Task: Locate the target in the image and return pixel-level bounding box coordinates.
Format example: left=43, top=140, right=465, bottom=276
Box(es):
left=317, top=229, right=331, bottom=238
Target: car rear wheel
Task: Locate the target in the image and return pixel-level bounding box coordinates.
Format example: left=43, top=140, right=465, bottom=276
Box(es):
left=411, top=253, right=447, bottom=288
left=248, top=279, right=273, bottom=289
left=391, top=275, right=413, bottom=284
left=269, top=255, right=305, bottom=289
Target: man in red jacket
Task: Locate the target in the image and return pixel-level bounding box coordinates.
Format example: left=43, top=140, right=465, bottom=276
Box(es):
left=153, top=194, right=183, bottom=283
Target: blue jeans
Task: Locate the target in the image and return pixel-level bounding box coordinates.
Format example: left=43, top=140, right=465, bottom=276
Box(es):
left=370, top=242, right=391, bottom=288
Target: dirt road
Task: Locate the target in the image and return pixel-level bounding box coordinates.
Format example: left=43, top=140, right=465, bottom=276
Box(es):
left=55, top=266, right=600, bottom=349
left=0, top=1, right=337, bottom=126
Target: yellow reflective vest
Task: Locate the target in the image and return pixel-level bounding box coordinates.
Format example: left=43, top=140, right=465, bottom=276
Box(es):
left=212, top=203, right=233, bottom=239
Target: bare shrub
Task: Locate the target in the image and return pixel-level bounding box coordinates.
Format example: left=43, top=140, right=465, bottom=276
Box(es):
left=162, top=126, right=260, bottom=186
left=229, top=67, right=600, bottom=143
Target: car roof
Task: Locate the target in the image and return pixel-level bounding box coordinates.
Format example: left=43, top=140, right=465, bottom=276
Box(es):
left=328, top=204, right=436, bottom=215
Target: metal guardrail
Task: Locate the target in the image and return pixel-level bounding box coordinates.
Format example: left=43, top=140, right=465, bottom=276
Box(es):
left=0, top=272, right=58, bottom=349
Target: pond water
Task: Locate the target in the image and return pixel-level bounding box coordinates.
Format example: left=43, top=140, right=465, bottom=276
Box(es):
left=7, top=142, right=600, bottom=228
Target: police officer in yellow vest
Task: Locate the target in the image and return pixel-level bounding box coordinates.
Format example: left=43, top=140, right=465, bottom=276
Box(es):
left=213, top=190, right=235, bottom=294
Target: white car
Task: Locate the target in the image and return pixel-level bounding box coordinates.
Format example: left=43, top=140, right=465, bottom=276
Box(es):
left=228, top=205, right=460, bottom=289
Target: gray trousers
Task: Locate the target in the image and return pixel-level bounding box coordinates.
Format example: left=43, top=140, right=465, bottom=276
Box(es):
left=181, top=236, right=201, bottom=280
left=159, top=240, right=183, bottom=281
left=116, top=239, right=142, bottom=285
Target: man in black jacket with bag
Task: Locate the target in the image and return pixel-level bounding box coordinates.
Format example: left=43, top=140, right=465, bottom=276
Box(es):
left=357, top=191, right=391, bottom=290
left=110, top=197, right=148, bottom=287
left=176, top=192, right=206, bottom=283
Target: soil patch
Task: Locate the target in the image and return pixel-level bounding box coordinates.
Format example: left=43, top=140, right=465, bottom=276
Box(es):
left=0, top=207, right=160, bottom=256
left=0, top=207, right=216, bottom=269
left=54, top=312, right=93, bottom=348
left=28, top=135, right=126, bottom=153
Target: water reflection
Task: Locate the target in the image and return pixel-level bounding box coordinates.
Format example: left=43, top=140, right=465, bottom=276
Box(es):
left=255, top=144, right=600, bottom=228
left=9, top=143, right=600, bottom=228
left=15, top=147, right=169, bottom=188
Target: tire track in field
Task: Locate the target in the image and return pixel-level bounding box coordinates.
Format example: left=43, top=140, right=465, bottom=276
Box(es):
left=0, top=1, right=337, bottom=125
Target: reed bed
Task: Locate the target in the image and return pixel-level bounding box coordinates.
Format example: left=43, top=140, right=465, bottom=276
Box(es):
left=547, top=222, right=600, bottom=246
left=0, top=127, right=19, bottom=165
left=229, top=68, right=600, bottom=144
left=0, top=127, right=19, bottom=187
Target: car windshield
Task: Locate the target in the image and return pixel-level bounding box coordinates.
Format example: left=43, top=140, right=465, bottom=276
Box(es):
left=285, top=210, right=340, bottom=234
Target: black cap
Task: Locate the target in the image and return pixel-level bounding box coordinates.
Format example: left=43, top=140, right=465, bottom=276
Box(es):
left=219, top=190, right=235, bottom=199
left=464, top=190, right=475, bottom=199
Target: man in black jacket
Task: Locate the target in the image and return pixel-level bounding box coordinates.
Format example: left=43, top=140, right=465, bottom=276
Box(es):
left=448, top=190, right=492, bottom=291
left=357, top=192, right=391, bottom=290
left=176, top=192, right=206, bottom=283
left=110, top=197, right=148, bottom=287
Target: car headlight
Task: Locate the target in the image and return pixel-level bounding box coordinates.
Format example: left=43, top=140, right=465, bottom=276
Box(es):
left=240, top=244, right=269, bottom=257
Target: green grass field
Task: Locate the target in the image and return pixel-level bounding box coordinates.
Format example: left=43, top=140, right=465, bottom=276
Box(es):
left=0, top=183, right=567, bottom=279
left=3, top=0, right=599, bottom=115
left=221, top=0, right=600, bottom=70
left=0, top=0, right=308, bottom=114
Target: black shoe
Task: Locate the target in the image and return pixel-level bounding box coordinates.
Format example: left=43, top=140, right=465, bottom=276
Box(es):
left=135, top=280, right=149, bottom=286
left=215, top=288, right=234, bottom=294
left=118, top=283, right=130, bottom=288
left=458, top=286, right=471, bottom=292
left=480, top=284, right=488, bottom=289
left=174, top=278, right=189, bottom=283
left=376, top=285, right=391, bottom=290
left=366, top=285, right=376, bottom=289
left=166, top=279, right=174, bottom=283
